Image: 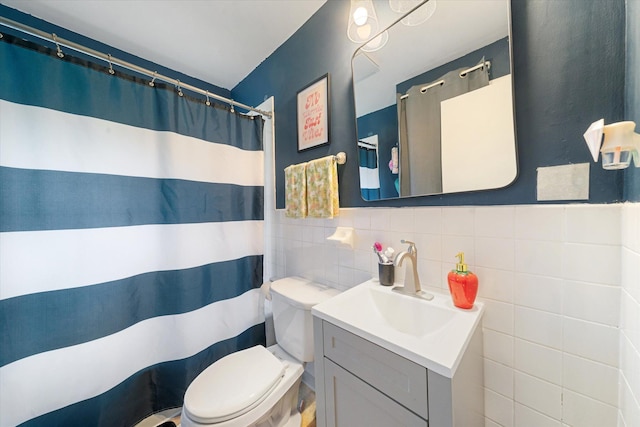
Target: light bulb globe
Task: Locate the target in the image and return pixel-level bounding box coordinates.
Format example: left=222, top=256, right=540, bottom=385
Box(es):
left=353, top=6, right=368, bottom=26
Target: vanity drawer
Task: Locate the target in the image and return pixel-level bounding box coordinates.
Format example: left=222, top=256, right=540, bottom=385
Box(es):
left=322, top=321, right=429, bottom=419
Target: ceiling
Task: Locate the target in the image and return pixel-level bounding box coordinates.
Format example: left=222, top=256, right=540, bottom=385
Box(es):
left=0, top=0, right=327, bottom=90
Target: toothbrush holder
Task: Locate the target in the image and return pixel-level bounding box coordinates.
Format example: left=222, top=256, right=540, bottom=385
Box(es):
left=378, top=262, right=394, bottom=286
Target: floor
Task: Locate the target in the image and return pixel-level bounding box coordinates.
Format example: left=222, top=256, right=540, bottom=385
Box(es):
left=298, top=382, right=317, bottom=427
left=135, top=408, right=181, bottom=427
left=134, top=382, right=316, bottom=427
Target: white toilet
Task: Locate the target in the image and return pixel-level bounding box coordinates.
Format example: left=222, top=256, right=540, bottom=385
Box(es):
left=180, top=277, right=339, bottom=427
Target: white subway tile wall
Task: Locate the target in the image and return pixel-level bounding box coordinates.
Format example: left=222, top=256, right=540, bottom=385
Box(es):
left=265, top=203, right=640, bottom=426
left=620, top=203, right=640, bottom=427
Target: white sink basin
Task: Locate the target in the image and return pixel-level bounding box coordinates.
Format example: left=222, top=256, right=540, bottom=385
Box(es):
left=359, top=285, right=456, bottom=337
left=312, top=280, right=484, bottom=378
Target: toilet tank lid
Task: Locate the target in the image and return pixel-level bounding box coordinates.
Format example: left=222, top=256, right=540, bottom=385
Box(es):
left=184, top=345, right=284, bottom=423
left=270, top=277, right=341, bottom=310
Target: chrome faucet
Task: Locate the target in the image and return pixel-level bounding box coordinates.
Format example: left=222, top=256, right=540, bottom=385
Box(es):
left=395, top=240, right=420, bottom=293
left=393, top=239, right=434, bottom=301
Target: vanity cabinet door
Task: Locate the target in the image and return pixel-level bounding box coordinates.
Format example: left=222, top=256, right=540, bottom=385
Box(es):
left=324, top=359, right=428, bottom=427
left=322, top=321, right=429, bottom=418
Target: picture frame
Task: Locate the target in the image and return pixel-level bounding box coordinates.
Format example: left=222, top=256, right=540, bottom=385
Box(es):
left=297, top=73, right=330, bottom=152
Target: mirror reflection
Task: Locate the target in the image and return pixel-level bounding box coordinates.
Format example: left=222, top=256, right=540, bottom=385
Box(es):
left=353, top=0, right=517, bottom=201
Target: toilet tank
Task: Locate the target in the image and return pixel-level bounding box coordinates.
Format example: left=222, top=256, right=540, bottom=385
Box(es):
left=270, top=277, right=340, bottom=362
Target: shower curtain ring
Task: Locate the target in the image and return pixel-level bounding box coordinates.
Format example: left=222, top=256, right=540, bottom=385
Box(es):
left=176, top=80, right=184, bottom=97
left=149, top=71, right=157, bottom=87
left=230, top=101, right=235, bottom=113
left=52, top=33, right=64, bottom=58
left=107, top=54, right=115, bottom=75
left=205, top=90, right=211, bottom=106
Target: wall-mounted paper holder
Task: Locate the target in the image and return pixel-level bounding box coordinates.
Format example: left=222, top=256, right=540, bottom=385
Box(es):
left=326, top=227, right=355, bottom=249
left=583, top=119, right=640, bottom=170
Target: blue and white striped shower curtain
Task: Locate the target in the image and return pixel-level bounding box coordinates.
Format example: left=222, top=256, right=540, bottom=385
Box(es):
left=0, top=35, right=265, bottom=426
left=359, top=144, right=380, bottom=201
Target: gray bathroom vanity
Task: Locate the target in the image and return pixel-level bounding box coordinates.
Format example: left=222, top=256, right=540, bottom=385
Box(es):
left=311, top=280, right=484, bottom=427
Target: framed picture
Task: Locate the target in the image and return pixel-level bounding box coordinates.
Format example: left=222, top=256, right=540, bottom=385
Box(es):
left=297, top=73, right=330, bottom=152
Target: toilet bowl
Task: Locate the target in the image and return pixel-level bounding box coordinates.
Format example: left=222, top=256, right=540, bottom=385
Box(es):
left=180, top=344, right=303, bottom=427
left=180, top=277, right=339, bottom=427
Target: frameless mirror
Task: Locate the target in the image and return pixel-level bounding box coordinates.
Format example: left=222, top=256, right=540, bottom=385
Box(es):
left=353, top=0, right=517, bottom=201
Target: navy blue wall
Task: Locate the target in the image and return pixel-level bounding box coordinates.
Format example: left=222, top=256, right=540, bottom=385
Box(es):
left=625, top=0, right=640, bottom=202
left=0, top=5, right=231, bottom=101
left=232, top=0, right=627, bottom=208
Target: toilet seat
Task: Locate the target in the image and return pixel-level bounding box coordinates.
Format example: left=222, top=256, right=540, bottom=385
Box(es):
left=183, top=345, right=285, bottom=424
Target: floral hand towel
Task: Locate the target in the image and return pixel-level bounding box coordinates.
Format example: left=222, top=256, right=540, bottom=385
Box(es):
left=306, top=156, right=339, bottom=218
left=285, top=162, right=307, bottom=218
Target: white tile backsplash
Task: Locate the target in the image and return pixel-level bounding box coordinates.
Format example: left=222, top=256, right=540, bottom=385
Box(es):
left=419, top=259, right=444, bottom=289
left=414, top=206, right=442, bottom=234
left=442, top=206, right=475, bottom=236
left=484, top=329, right=515, bottom=367
left=622, top=245, right=640, bottom=303
left=563, top=242, right=621, bottom=285
left=515, top=339, right=562, bottom=385
left=485, top=388, right=514, bottom=427
left=476, top=237, right=515, bottom=270
left=562, top=389, right=619, bottom=427
left=515, top=240, right=563, bottom=277
left=514, top=403, right=562, bottom=427
left=620, top=295, right=640, bottom=360
left=563, top=317, right=619, bottom=366
left=441, top=235, right=475, bottom=267
left=388, top=208, right=415, bottom=233
left=337, top=247, right=354, bottom=268
left=565, top=204, right=621, bottom=245
left=369, top=208, right=390, bottom=231
left=266, top=203, right=640, bottom=426
left=484, top=358, right=514, bottom=398
left=619, top=204, right=640, bottom=427
left=483, top=299, right=515, bottom=335
left=353, top=249, right=371, bottom=272
left=413, top=233, right=442, bottom=261
left=514, top=371, right=563, bottom=420
left=475, top=267, right=515, bottom=303
left=515, top=205, right=565, bottom=241
left=351, top=208, right=370, bottom=230
left=475, top=206, right=515, bottom=238
left=515, top=306, right=563, bottom=349
left=514, top=273, right=563, bottom=313
left=562, top=280, right=621, bottom=326
left=619, top=370, right=640, bottom=427
left=562, top=353, right=619, bottom=406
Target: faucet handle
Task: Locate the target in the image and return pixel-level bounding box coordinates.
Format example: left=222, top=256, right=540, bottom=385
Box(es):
left=401, top=239, right=417, bottom=255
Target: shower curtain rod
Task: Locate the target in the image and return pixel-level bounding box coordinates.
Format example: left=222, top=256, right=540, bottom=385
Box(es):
left=398, top=60, right=492, bottom=100
left=459, top=60, right=491, bottom=78
left=358, top=140, right=377, bottom=149
left=0, top=16, right=272, bottom=118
